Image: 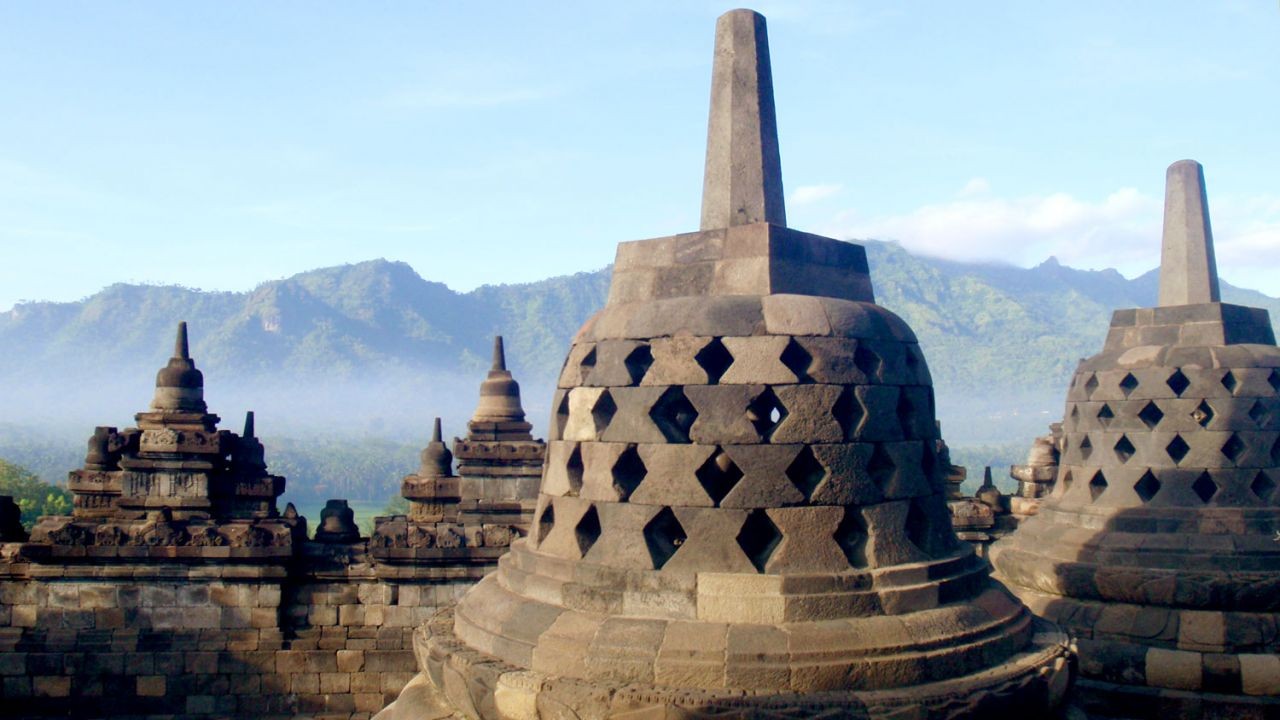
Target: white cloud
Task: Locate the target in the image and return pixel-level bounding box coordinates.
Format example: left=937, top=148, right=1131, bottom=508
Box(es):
left=821, top=188, right=1280, bottom=296
left=958, top=177, right=990, bottom=197
left=789, top=183, right=842, bottom=206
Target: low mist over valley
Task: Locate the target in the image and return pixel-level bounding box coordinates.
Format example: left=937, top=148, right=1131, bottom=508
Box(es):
left=4, top=240, right=1278, bottom=507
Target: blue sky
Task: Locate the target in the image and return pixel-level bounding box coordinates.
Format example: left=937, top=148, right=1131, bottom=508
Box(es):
left=1, top=1, right=1278, bottom=310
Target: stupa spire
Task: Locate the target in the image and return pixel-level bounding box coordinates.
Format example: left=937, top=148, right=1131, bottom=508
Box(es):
left=174, top=321, right=190, bottom=359
left=151, top=321, right=206, bottom=412
left=699, top=8, right=786, bottom=230
left=243, top=411, right=255, bottom=439
left=490, top=335, right=506, bottom=371
left=1158, top=159, right=1220, bottom=306
left=417, top=417, right=453, bottom=478
left=470, top=335, right=526, bottom=424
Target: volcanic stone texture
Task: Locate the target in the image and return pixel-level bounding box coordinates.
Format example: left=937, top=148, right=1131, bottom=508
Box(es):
left=399, top=289, right=1070, bottom=718
left=993, top=162, right=1280, bottom=718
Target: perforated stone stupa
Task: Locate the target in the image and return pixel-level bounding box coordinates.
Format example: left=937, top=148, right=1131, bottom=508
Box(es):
left=992, top=160, right=1280, bottom=718
left=377, top=9, right=1070, bottom=719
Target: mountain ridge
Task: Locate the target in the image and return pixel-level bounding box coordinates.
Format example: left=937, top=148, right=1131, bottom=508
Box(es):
left=3, top=240, right=1277, bottom=446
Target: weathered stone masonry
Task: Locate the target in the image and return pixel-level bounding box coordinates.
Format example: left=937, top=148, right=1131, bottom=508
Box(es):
left=0, top=329, right=541, bottom=718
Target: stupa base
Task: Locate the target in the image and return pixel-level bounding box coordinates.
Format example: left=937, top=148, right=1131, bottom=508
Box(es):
left=376, top=609, right=1074, bottom=720
left=1071, top=677, right=1280, bottom=720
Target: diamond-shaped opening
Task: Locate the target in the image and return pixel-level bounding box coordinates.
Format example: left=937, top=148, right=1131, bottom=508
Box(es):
left=591, top=390, right=617, bottom=436
left=866, top=443, right=896, bottom=489
left=612, top=445, right=646, bottom=501
left=552, top=392, right=571, bottom=440
left=695, top=449, right=744, bottom=506
left=920, top=442, right=938, bottom=483
left=1166, top=368, right=1191, bottom=397
left=1222, top=371, right=1239, bottom=395
left=785, top=446, right=827, bottom=501
left=854, top=343, right=881, bottom=380
left=834, top=507, right=868, bottom=568
left=736, top=509, right=782, bottom=573
left=1114, top=435, right=1136, bottom=463
left=694, top=338, right=734, bottom=384
left=1059, top=469, right=1074, bottom=495
left=643, top=507, right=686, bottom=570
left=896, top=389, right=918, bottom=439
left=1192, top=472, right=1218, bottom=504
left=1079, top=435, right=1094, bottom=461
left=624, top=344, right=653, bottom=386
left=1251, top=471, right=1276, bottom=502
left=650, top=386, right=697, bottom=443
left=1166, top=435, right=1191, bottom=465
left=566, top=445, right=584, bottom=496
left=904, top=345, right=921, bottom=373
left=1138, top=401, right=1165, bottom=430
left=1088, top=470, right=1108, bottom=502
left=746, top=387, right=788, bottom=441
left=1192, top=400, right=1215, bottom=428
left=574, top=505, right=602, bottom=557
left=780, top=339, right=813, bottom=383
left=1083, top=373, right=1099, bottom=398
left=578, top=346, right=597, bottom=384
left=1134, top=470, right=1161, bottom=504
left=1249, top=400, right=1268, bottom=427
left=1221, top=433, right=1246, bottom=464
left=1119, top=373, right=1139, bottom=397
left=1070, top=405, right=1080, bottom=428
left=904, top=499, right=931, bottom=556
left=1270, top=369, right=1280, bottom=395
left=1097, top=404, right=1115, bottom=428
left=536, top=503, right=555, bottom=545
left=833, top=386, right=864, bottom=441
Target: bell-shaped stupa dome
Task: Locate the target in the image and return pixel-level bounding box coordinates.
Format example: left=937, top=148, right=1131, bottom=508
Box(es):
left=381, top=10, right=1070, bottom=718
left=993, top=160, right=1280, bottom=717
left=151, top=321, right=206, bottom=412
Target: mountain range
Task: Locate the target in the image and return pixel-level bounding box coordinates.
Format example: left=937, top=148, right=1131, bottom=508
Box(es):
left=2, top=240, right=1277, bottom=457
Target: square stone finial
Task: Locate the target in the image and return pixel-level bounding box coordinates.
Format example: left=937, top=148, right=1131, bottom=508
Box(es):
left=700, top=9, right=786, bottom=231
left=1159, top=159, right=1220, bottom=306
left=604, top=9, right=874, bottom=306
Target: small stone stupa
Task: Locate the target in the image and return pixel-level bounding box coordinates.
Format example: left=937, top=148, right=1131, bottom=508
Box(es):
left=993, top=161, right=1280, bottom=717
left=371, top=338, right=543, bottom=574
left=452, top=336, right=544, bottom=526
left=29, top=322, right=295, bottom=553
left=378, top=10, right=1069, bottom=719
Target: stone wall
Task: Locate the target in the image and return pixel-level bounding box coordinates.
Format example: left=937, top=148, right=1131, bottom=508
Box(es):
left=0, top=544, right=479, bottom=718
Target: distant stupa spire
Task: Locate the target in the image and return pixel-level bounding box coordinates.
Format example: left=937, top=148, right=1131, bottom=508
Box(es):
left=491, top=335, right=507, bottom=372
left=175, top=321, right=190, bottom=359
left=243, top=411, right=255, bottom=439
left=1158, top=159, right=1220, bottom=306
left=417, top=417, right=453, bottom=478
left=471, top=335, right=526, bottom=424
left=151, top=321, right=206, bottom=412
left=699, top=9, right=786, bottom=230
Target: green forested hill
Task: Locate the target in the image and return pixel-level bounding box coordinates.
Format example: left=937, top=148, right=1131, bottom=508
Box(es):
left=2, top=241, right=1277, bottom=502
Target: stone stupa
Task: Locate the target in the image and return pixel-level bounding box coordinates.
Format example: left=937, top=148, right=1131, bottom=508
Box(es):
left=992, top=160, right=1280, bottom=717
left=371, top=338, right=543, bottom=575
left=379, top=9, right=1071, bottom=719
left=28, top=321, right=296, bottom=553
